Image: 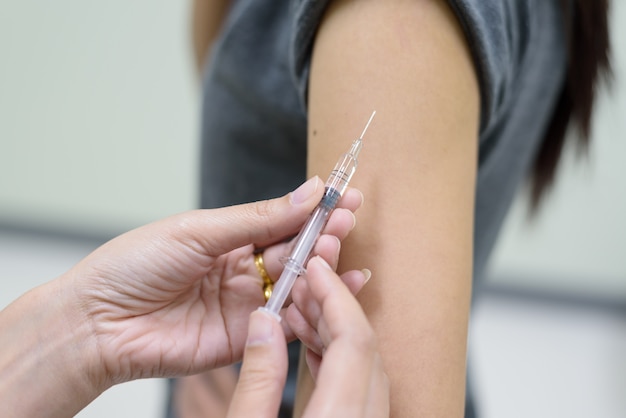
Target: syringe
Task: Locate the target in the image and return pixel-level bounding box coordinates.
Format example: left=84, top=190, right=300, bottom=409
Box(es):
left=261, top=111, right=376, bottom=318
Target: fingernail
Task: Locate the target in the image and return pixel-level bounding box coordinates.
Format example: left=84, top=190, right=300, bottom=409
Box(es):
left=356, top=189, right=365, bottom=210
left=290, top=177, right=320, bottom=205
left=349, top=212, right=357, bottom=231
left=361, top=268, right=372, bottom=284
left=315, top=255, right=332, bottom=271
left=246, top=310, right=275, bottom=346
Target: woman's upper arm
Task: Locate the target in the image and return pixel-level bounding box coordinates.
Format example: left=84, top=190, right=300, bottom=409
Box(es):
left=304, top=0, right=479, bottom=415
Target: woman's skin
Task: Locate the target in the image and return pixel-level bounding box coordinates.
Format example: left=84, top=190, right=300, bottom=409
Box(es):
left=0, top=177, right=384, bottom=417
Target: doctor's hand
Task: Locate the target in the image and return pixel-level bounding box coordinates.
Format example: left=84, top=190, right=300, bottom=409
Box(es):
left=227, top=256, right=390, bottom=418
left=0, top=177, right=362, bottom=417
left=71, top=176, right=361, bottom=382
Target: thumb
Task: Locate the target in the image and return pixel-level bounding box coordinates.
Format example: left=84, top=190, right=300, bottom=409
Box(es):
left=227, top=309, right=288, bottom=418
left=198, top=176, right=324, bottom=255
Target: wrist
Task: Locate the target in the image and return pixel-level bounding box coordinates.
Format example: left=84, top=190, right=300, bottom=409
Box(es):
left=0, top=275, right=106, bottom=416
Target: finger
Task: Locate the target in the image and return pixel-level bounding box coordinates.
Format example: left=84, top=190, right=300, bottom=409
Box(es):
left=282, top=267, right=366, bottom=344
left=284, top=305, right=324, bottom=354
left=365, top=353, right=391, bottom=418
left=300, top=257, right=384, bottom=417
left=227, top=310, right=287, bottom=418
left=254, top=187, right=361, bottom=281
left=311, top=234, right=342, bottom=271
left=271, top=234, right=340, bottom=324
left=305, top=257, right=371, bottom=344
left=319, top=208, right=356, bottom=242
left=284, top=267, right=370, bottom=352
left=335, top=187, right=364, bottom=212
left=319, top=188, right=362, bottom=240
left=173, top=373, right=232, bottom=418
left=338, top=268, right=371, bottom=295
left=284, top=275, right=323, bottom=353
left=189, top=176, right=326, bottom=256
left=258, top=233, right=341, bottom=287
left=305, top=348, right=322, bottom=380
left=307, top=349, right=389, bottom=418
left=287, top=266, right=369, bottom=338
left=288, top=278, right=323, bottom=353
left=260, top=209, right=353, bottom=281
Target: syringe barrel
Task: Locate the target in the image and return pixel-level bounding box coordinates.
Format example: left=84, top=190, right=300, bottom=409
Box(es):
left=262, top=188, right=338, bottom=315
left=287, top=198, right=335, bottom=267
left=262, top=264, right=299, bottom=315
left=262, top=138, right=362, bottom=316
left=326, top=142, right=360, bottom=194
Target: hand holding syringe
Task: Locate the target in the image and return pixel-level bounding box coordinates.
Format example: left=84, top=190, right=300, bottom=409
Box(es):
left=261, top=111, right=376, bottom=318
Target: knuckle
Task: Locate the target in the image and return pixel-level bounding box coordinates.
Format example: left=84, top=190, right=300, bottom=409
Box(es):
left=250, top=199, right=274, bottom=221
left=238, top=366, right=283, bottom=393
left=245, top=200, right=276, bottom=239
left=347, top=326, right=378, bottom=355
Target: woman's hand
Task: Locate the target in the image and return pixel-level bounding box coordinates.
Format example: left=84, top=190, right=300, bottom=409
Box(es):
left=227, top=256, right=389, bottom=418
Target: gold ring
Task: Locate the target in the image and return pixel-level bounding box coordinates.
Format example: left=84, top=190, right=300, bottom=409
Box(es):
left=254, top=252, right=274, bottom=302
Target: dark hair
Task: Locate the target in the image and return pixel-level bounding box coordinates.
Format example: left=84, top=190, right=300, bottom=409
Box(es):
left=530, top=0, right=612, bottom=210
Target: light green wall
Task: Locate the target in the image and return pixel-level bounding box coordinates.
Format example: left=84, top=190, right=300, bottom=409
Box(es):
left=0, top=1, right=198, bottom=236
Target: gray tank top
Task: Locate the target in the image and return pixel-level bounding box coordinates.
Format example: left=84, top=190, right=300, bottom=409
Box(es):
left=199, top=0, right=566, bottom=282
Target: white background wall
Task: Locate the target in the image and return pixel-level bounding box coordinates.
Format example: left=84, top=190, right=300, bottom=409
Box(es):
left=0, top=2, right=624, bottom=292
left=486, top=8, right=626, bottom=297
